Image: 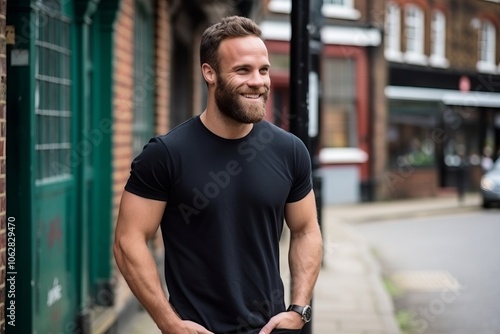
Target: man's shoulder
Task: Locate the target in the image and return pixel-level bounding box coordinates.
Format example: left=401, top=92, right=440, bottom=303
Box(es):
left=157, top=116, right=199, bottom=143
left=255, top=120, right=292, bottom=140
left=255, top=120, right=305, bottom=148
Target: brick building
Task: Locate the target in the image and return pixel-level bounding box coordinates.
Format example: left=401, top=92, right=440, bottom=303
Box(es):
left=383, top=0, right=500, bottom=199
left=256, top=0, right=500, bottom=202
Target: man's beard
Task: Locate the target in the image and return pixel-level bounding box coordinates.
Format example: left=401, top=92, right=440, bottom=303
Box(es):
left=214, top=76, right=268, bottom=124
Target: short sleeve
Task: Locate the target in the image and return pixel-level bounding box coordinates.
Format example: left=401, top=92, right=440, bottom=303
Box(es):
left=286, top=136, right=313, bottom=203
left=124, top=137, right=171, bottom=201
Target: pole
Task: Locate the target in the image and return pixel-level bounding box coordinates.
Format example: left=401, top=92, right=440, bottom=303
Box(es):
left=290, top=1, right=314, bottom=333
left=309, top=0, right=323, bottom=242
left=289, top=0, right=310, bottom=147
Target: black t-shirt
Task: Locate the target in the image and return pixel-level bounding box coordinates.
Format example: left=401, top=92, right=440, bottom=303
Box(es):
left=125, top=116, right=312, bottom=333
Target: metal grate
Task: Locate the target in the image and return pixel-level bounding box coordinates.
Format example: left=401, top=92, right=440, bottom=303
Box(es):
left=34, top=6, right=72, bottom=183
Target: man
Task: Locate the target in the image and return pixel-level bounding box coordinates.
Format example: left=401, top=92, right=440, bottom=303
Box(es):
left=114, top=16, right=322, bottom=334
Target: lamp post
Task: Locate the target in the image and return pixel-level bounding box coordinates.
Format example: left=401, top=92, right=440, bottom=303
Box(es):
left=290, top=1, right=323, bottom=333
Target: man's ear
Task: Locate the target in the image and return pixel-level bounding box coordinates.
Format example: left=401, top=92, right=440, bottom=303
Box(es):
left=201, top=63, right=216, bottom=85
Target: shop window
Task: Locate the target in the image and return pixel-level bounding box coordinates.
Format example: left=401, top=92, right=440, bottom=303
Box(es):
left=385, top=2, right=403, bottom=62
left=404, top=4, right=427, bottom=65
left=133, top=0, right=155, bottom=157
left=388, top=101, right=439, bottom=169
left=430, top=10, right=449, bottom=68
left=477, top=20, right=496, bottom=73
left=322, top=0, right=360, bottom=20
left=322, top=58, right=357, bottom=148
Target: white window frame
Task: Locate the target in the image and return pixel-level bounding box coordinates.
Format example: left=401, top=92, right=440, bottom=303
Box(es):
left=385, top=2, right=403, bottom=62
left=404, top=4, right=427, bottom=65
left=322, top=0, right=361, bottom=20
left=477, top=20, right=497, bottom=73
left=430, top=10, right=449, bottom=68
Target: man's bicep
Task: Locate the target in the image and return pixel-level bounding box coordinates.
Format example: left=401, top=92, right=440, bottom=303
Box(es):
left=284, top=190, right=317, bottom=233
left=116, top=190, right=167, bottom=240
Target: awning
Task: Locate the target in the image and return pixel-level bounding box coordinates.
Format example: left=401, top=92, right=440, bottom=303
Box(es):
left=386, top=86, right=500, bottom=108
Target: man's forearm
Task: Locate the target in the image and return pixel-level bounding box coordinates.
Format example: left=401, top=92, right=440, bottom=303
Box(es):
left=114, top=241, right=181, bottom=331
left=288, top=227, right=323, bottom=305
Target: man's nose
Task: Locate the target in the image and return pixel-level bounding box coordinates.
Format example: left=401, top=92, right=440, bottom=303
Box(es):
left=247, top=70, right=266, bottom=87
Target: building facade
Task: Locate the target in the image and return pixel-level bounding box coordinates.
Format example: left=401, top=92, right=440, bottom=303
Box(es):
left=3, top=0, right=252, bottom=332
left=257, top=0, right=500, bottom=202
left=259, top=0, right=382, bottom=204
left=383, top=0, right=500, bottom=199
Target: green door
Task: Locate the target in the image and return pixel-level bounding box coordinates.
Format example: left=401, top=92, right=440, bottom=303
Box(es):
left=7, top=1, right=78, bottom=332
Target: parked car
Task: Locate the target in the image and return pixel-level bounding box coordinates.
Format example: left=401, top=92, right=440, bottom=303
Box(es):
left=480, top=159, right=500, bottom=208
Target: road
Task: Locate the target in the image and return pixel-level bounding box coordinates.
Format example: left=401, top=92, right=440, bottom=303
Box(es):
left=352, top=209, right=500, bottom=334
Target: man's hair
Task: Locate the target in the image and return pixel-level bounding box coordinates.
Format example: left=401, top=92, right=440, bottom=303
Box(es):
left=200, top=16, right=262, bottom=72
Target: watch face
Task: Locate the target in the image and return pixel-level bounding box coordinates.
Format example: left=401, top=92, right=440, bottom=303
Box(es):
left=302, top=305, right=312, bottom=322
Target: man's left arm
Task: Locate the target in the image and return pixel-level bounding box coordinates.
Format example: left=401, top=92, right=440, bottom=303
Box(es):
left=259, top=190, right=322, bottom=333
left=285, top=190, right=323, bottom=307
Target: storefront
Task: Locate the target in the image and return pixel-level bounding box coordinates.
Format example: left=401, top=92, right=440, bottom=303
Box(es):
left=386, top=85, right=500, bottom=198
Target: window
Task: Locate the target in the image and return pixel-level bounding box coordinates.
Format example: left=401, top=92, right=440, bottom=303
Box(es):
left=322, top=0, right=360, bottom=20
left=322, top=58, right=357, bottom=148
left=385, top=2, right=403, bottom=61
left=36, top=8, right=72, bottom=182
left=430, top=10, right=449, bottom=68
left=404, top=4, right=427, bottom=65
left=477, top=20, right=496, bottom=73
left=388, top=101, right=439, bottom=169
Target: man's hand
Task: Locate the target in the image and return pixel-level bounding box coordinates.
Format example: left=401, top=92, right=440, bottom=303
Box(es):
left=258, top=311, right=303, bottom=334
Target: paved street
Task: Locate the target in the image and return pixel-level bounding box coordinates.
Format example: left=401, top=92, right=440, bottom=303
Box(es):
left=120, top=194, right=481, bottom=334
left=353, top=209, right=500, bottom=334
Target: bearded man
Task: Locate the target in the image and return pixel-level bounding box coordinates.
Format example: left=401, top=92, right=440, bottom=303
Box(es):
left=114, top=16, right=322, bottom=334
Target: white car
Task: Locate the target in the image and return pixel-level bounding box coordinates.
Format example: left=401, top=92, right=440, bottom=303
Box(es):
left=480, top=159, right=500, bottom=208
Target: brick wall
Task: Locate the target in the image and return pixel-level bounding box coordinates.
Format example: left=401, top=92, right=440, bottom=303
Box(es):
left=113, top=0, right=134, bottom=224
left=112, top=0, right=135, bottom=309
left=385, top=168, right=439, bottom=199
left=370, top=0, right=390, bottom=200
left=152, top=0, right=171, bottom=258
left=155, top=0, right=171, bottom=136
left=0, top=0, right=6, bottom=329
left=112, top=0, right=173, bottom=309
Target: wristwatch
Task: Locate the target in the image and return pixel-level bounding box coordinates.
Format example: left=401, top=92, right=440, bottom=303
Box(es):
left=287, top=304, right=312, bottom=323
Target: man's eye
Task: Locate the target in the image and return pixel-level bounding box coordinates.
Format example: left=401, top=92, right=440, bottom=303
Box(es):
left=260, top=68, right=269, bottom=74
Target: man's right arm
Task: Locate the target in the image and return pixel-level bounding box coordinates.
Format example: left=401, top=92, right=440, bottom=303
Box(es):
left=113, top=190, right=212, bottom=334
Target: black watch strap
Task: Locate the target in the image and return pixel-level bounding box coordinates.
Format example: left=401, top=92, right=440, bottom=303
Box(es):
left=287, top=304, right=312, bottom=323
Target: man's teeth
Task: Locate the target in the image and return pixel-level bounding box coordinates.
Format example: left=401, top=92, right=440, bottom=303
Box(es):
left=244, top=94, right=260, bottom=99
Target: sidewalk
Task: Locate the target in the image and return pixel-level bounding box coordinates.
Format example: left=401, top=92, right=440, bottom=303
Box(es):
left=122, top=193, right=481, bottom=334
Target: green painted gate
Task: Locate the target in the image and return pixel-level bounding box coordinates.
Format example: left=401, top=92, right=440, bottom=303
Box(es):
left=6, top=0, right=116, bottom=332
left=7, top=1, right=78, bottom=332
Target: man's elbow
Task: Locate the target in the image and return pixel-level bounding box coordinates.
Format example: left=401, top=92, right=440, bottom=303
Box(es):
left=113, top=233, right=127, bottom=269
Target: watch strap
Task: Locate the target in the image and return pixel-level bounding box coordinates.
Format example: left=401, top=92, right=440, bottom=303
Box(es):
left=287, top=304, right=312, bottom=323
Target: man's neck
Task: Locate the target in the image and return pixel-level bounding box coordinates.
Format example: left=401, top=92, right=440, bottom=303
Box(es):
left=200, top=109, right=254, bottom=140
